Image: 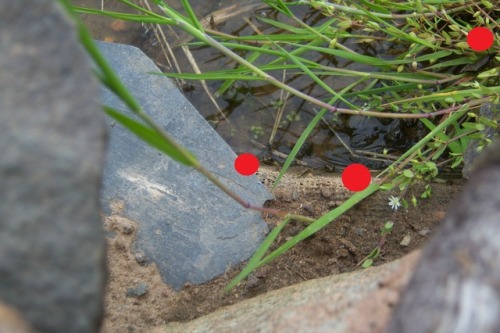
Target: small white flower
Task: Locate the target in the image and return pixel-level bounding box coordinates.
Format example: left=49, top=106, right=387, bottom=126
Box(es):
left=388, top=195, right=402, bottom=211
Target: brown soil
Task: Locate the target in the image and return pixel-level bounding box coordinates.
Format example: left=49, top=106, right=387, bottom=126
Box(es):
left=101, top=165, right=464, bottom=333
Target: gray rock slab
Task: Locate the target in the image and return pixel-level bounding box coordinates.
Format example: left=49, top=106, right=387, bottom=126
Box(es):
left=96, top=41, right=272, bottom=290
left=0, top=1, right=107, bottom=333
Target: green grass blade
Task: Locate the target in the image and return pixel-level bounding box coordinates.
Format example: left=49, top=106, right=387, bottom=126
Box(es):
left=417, top=117, right=461, bottom=154
left=263, top=0, right=294, bottom=17
left=158, top=71, right=263, bottom=81
left=180, top=0, right=204, bottom=32
left=73, top=6, right=173, bottom=24
left=288, top=42, right=393, bottom=67
left=225, top=216, right=293, bottom=291
left=257, top=16, right=316, bottom=34
left=270, top=41, right=355, bottom=108
left=104, top=107, right=197, bottom=166
left=378, top=104, right=471, bottom=179
left=216, top=47, right=268, bottom=96
left=261, top=184, right=379, bottom=265
left=343, top=82, right=419, bottom=98
left=272, top=109, right=328, bottom=189
left=227, top=183, right=379, bottom=289
left=273, top=77, right=367, bottom=187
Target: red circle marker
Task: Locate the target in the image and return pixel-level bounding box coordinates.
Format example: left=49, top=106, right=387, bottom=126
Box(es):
left=342, top=163, right=371, bottom=192
left=467, top=27, right=494, bottom=51
left=234, top=153, right=259, bottom=176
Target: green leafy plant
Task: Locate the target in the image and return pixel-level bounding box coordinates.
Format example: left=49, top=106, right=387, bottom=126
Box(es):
left=360, top=221, right=394, bottom=269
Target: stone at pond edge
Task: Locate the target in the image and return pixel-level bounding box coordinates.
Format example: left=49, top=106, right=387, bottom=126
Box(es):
left=0, top=1, right=107, bottom=333
left=96, top=41, right=272, bottom=290
left=153, top=252, right=421, bottom=333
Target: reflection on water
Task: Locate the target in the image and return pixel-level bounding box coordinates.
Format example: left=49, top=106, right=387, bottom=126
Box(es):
left=75, top=0, right=423, bottom=170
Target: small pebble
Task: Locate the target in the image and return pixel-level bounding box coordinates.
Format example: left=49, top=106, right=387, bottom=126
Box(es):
left=320, top=187, right=333, bottom=198
left=126, top=283, right=148, bottom=297
left=113, top=239, right=127, bottom=251
left=246, top=274, right=261, bottom=289
left=418, top=227, right=431, bottom=236
left=134, top=251, right=147, bottom=265
left=400, top=234, right=412, bottom=247
left=339, top=238, right=357, bottom=255
left=287, top=225, right=303, bottom=237
left=121, top=224, right=134, bottom=235
left=329, top=200, right=343, bottom=209
left=355, top=228, right=365, bottom=236
left=113, top=218, right=135, bottom=235
left=160, top=288, right=171, bottom=298
left=302, top=203, right=315, bottom=214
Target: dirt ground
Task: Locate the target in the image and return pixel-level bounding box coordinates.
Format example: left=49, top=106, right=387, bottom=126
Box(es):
left=101, top=165, right=464, bottom=333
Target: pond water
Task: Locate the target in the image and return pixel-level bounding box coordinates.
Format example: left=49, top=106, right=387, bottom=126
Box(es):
left=74, top=0, right=425, bottom=170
